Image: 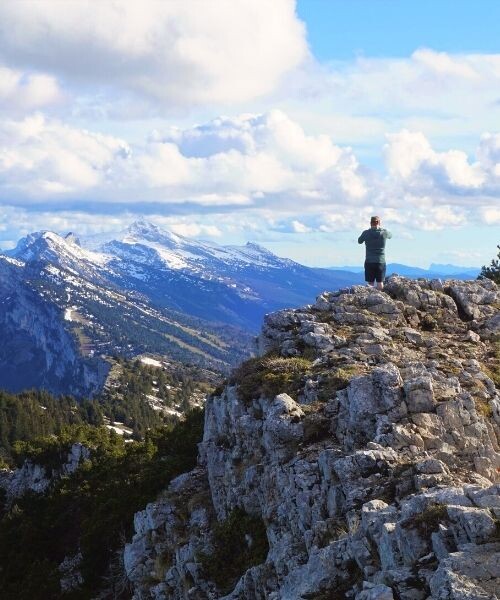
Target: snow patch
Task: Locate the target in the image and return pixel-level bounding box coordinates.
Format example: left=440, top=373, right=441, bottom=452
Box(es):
left=140, top=357, right=163, bottom=368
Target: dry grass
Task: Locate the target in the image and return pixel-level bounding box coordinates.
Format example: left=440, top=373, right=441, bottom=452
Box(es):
left=230, top=354, right=313, bottom=403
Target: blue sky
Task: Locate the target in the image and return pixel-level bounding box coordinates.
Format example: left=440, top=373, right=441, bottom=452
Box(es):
left=0, top=0, right=498, bottom=267
left=298, top=0, right=500, bottom=59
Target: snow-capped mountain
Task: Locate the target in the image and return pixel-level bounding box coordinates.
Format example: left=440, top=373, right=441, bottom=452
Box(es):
left=8, top=221, right=363, bottom=331
left=84, top=220, right=295, bottom=273
left=1, top=221, right=361, bottom=395
left=79, top=220, right=363, bottom=328
left=1, top=228, right=255, bottom=396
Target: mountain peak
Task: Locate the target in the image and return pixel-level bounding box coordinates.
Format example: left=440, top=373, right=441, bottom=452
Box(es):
left=8, top=229, right=111, bottom=269
left=245, top=241, right=274, bottom=255
left=7, top=230, right=63, bottom=260
left=65, top=232, right=81, bottom=246
left=127, top=220, right=160, bottom=236
left=126, top=220, right=183, bottom=245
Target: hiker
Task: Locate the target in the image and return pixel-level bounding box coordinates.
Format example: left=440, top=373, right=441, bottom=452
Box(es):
left=358, top=216, right=392, bottom=290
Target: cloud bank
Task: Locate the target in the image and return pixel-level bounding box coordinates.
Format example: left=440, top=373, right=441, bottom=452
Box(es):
left=0, top=0, right=308, bottom=110
left=0, top=110, right=498, bottom=238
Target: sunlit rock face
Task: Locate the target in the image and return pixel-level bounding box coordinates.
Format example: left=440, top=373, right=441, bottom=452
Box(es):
left=125, top=276, right=500, bottom=600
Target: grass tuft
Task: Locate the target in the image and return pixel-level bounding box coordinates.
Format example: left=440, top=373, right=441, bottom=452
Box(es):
left=230, top=355, right=312, bottom=403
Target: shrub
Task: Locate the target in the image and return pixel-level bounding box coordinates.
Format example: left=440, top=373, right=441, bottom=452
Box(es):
left=199, top=508, right=269, bottom=594
left=474, top=397, right=493, bottom=419
left=230, top=355, right=312, bottom=403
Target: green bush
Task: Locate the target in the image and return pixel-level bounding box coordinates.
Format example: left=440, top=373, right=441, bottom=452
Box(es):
left=230, top=355, right=312, bottom=403
left=199, top=508, right=269, bottom=594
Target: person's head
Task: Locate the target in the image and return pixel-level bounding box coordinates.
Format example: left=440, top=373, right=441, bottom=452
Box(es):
left=370, top=216, right=381, bottom=227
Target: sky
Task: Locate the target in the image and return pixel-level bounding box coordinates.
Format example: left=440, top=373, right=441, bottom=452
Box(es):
left=0, top=0, right=498, bottom=268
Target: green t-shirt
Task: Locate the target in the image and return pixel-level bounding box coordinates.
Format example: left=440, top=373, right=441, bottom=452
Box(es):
left=358, top=227, right=392, bottom=263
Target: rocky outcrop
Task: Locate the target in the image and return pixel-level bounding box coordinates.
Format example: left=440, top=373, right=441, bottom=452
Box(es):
left=0, top=443, right=90, bottom=507
left=125, top=277, right=500, bottom=599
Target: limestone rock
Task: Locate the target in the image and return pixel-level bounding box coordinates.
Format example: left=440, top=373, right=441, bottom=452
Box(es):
left=124, top=276, right=500, bottom=600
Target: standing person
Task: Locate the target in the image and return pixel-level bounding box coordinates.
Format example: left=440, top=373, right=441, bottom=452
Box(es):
left=358, top=216, right=392, bottom=290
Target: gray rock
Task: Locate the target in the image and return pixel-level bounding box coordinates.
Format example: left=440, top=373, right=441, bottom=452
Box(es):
left=356, top=582, right=394, bottom=600
left=122, top=277, right=500, bottom=600
left=404, top=377, right=436, bottom=413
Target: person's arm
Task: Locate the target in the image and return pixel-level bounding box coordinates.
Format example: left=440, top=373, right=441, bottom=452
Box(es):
left=358, top=231, right=366, bottom=244
left=384, top=229, right=392, bottom=239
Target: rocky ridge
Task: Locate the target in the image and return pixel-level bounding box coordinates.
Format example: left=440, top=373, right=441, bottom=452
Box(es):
left=124, top=276, right=500, bottom=600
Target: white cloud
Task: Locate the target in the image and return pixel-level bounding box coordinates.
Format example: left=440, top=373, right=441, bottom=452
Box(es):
left=384, top=130, right=486, bottom=192
left=0, top=0, right=308, bottom=109
left=0, top=113, right=130, bottom=197
left=284, top=49, right=500, bottom=155
left=478, top=133, right=500, bottom=177
left=480, top=206, right=500, bottom=224
left=0, top=110, right=367, bottom=208
left=291, top=220, right=311, bottom=233
left=411, top=49, right=479, bottom=80
left=0, top=65, right=62, bottom=113
left=167, top=222, right=222, bottom=238
left=0, top=110, right=498, bottom=238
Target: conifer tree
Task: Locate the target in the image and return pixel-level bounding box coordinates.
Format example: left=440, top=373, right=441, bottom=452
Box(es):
left=479, top=245, right=500, bottom=284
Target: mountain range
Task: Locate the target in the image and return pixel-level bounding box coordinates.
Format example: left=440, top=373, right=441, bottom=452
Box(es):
left=330, top=263, right=480, bottom=279
left=0, top=220, right=481, bottom=397
left=0, top=221, right=366, bottom=396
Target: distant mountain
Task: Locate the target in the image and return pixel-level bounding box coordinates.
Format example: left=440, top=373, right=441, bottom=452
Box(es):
left=78, top=220, right=363, bottom=329
left=330, top=262, right=480, bottom=280
left=1, top=221, right=363, bottom=396
left=428, top=263, right=480, bottom=277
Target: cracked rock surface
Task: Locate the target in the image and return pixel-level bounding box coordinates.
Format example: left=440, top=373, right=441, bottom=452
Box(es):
left=124, top=276, right=500, bottom=599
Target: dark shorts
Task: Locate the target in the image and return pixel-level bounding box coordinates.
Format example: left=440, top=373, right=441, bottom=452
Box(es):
left=364, top=261, right=386, bottom=283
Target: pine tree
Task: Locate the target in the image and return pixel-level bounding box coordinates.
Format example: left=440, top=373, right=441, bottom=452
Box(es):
left=479, top=245, right=500, bottom=284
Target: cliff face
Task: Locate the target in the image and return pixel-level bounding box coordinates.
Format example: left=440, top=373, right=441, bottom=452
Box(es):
left=0, top=258, right=109, bottom=397
left=125, top=277, right=500, bottom=600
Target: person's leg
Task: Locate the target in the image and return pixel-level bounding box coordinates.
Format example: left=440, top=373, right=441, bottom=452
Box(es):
left=375, top=263, right=386, bottom=290
left=365, top=262, right=376, bottom=287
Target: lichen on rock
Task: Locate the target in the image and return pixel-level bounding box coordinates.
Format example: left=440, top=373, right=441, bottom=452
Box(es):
left=124, top=276, right=500, bottom=599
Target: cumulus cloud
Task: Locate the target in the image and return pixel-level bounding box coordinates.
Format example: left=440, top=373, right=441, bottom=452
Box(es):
left=290, top=49, right=500, bottom=153
left=325, top=49, right=500, bottom=111
left=479, top=206, right=500, bottom=224
left=0, top=113, right=130, bottom=198
left=291, top=220, right=311, bottom=233
left=0, top=109, right=498, bottom=239
left=0, top=0, right=308, bottom=110
left=0, top=110, right=368, bottom=209
left=478, top=132, right=500, bottom=177
left=384, top=130, right=485, bottom=191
